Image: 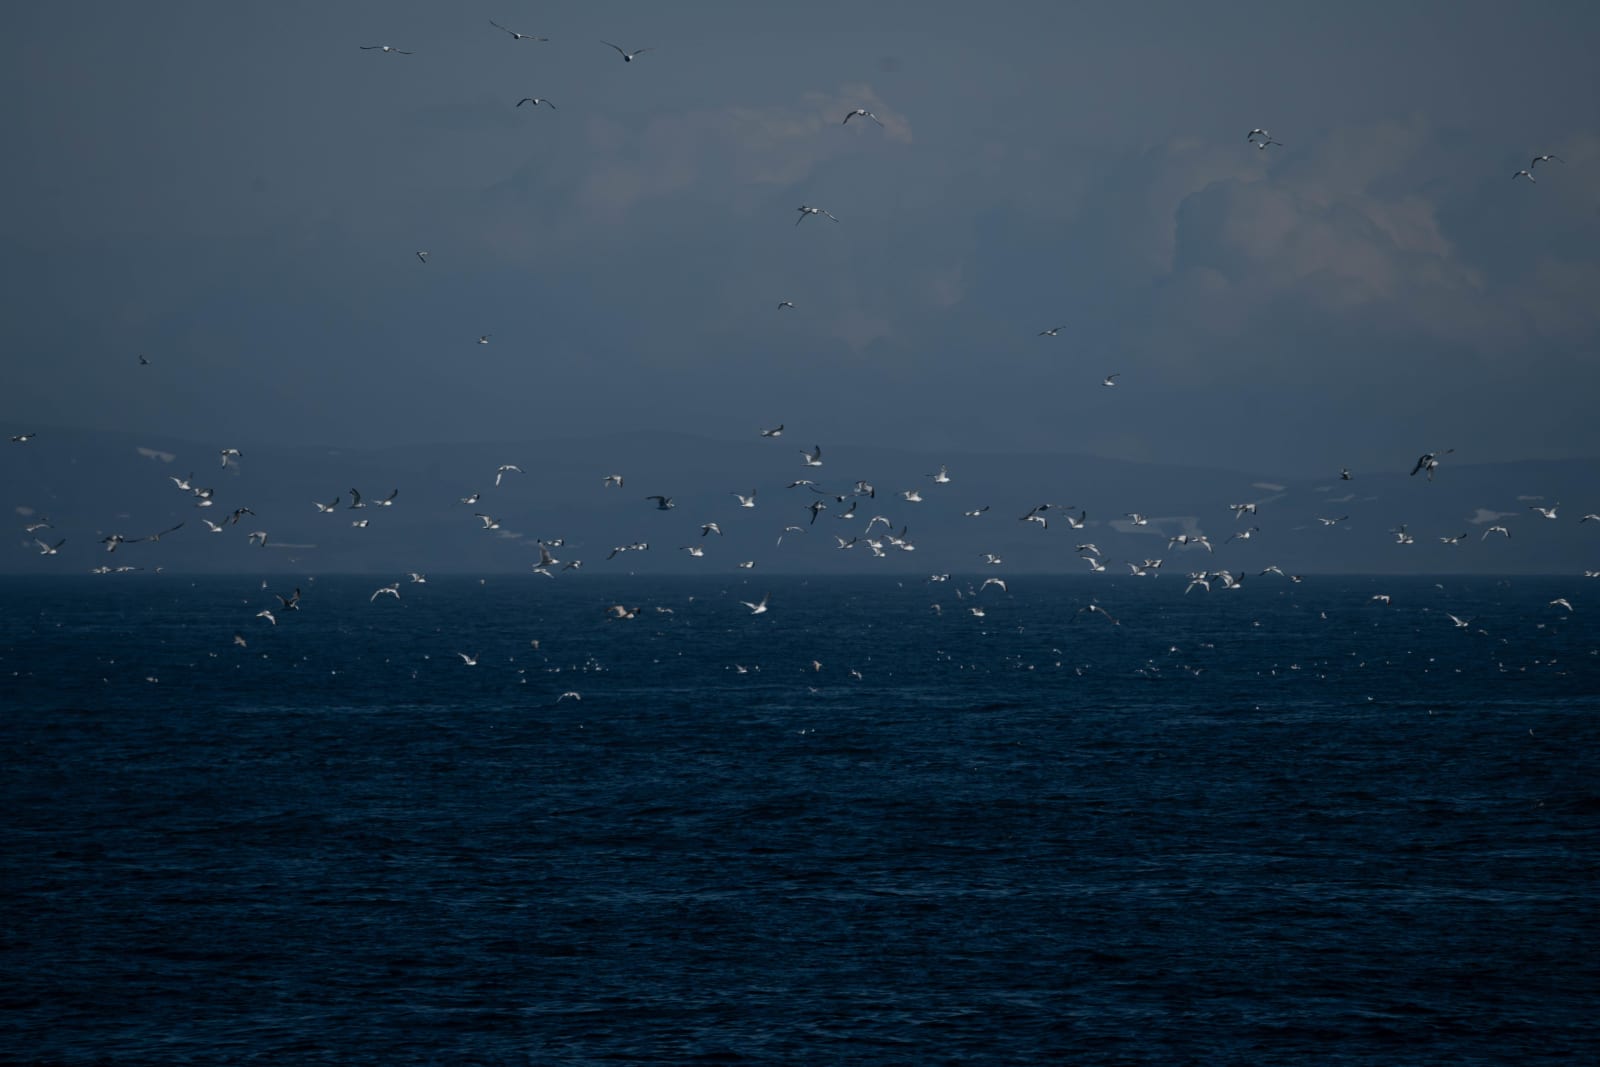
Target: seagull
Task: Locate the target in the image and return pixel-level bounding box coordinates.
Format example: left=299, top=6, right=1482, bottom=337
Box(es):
left=219, top=448, right=242, bottom=467
left=202, top=519, right=224, bottom=533
left=1246, top=128, right=1273, bottom=143
left=1530, top=154, right=1564, bottom=168
left=1410, top=449, right=1453, bottom=480
left=807, top=500, right=827, bottom=524
left=740, top=593, right=770, bottom=615
left=10, top=433, right=36, bottom=443
left=460, top=492, right=481, bottom=504
left=1445, top=613, right=1472, bottom=629
left=1482, top=525, right=1511, bottom=540
left=371, top=583, right=400, bottom=602
left=274, top=588, right=301, bottom=611
left=777, top=301, right=795, bottom=310
left=1340, top=467, right=1352, bottom=480
left=964, top=506, right=990, bottom=517
left=256, top=609, right=276, bottom=625
left=533, top=544, right=561, bottom=573
left=1102, top=373, right=1120, bottom=387
left=558, top=691, right=582, bottom=702
left=981, top=578, right=1008, bottom=593
left=475, top=513, right=501, bottom=530
left=1372, top=594, right=1392, bottom=605
left=843, top=108, right=884, bottom=126
left=1078, top=602, right=1120, bottom=625
left=247, top=530, right=268, bottom=546
left=902, top=490, right=923, bottom=503
left=416, top=251, right=429, bottom=264
left=1317, top=515, right=1349, bottom=526
left=1392, top=525, right=1415, bottom=545
left=1229, top=503, right=1258, bottom=519
left=681, top=545, right=705, bottom=557
left=928, top=465, right=951, bottom=484
left=732, top=491, right=756, bottom=508
left=348, top=488, right=365, bottom=509
left=229, top=506, right=255, bottom=525
left=492, top=21, right=548, bottom=42
left=760, top=425, right=784, bottom=438
left=477, top=335, right=491, bottom=344
left=646, top=495, right=675, bottom=510
left=495, top=464, right=523, bottom=487
left=314, top=497, right=340, bottom=513
left=1038, top=326, right=1064, bottom=337
left=408, top=573, right=427, bottom=583
left=602, top=474, right=624, bottom=488
left=1254, top=138, right=1284, bottom=150
left=800, top=445, right=823, bottom=467
left=1529, top=503, right=1560, bottom=519
left=602, top=41, right=652, bottom=61
left=1439, top=532, right=1469, bottom=544
left=516, top=97, right=555, bottom=109
left=700, top=522, right=722, bottom=537
left=457, top=652, right=480, bottom=666
left=1512, top=169, right=1536, bottom=183
left=605, top=605, right=642, bottom=620
left=1550, top=598, right=1574, bottom=612
left=795, top=205, right=839, bottom=225
left=138, top=354, right=150, bottom=365
left=360, top=45, right=414, bottom=54
left=375, top=489, right=398, bottom=507
left=34, top=538, right=64, bottom=555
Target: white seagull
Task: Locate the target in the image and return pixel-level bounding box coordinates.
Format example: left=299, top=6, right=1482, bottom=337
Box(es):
left=602, top=41, right=652, bottom=62
left=495, top=464, right=523, bottom=486
left=492, top=21, right=548, bottom=42
left=760, top=425, right=784, bottom=438
left=371, top=583, right=400, bottom=602
left=800, top=445, right=823, bottom=467
left=843, top=108, right=884, bottom=126
left=360, top=45, right=414, bottom=54
left=516, top=97, right=556, bottom=109
left=796, top=205, right=839, bottom=225
left=740, top=593, right=770, bottom=615
left=1102, top=373, right=1120, bottom=387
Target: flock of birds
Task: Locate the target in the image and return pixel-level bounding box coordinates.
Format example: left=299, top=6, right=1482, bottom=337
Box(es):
left=5, top=18, right=1593, bottom=690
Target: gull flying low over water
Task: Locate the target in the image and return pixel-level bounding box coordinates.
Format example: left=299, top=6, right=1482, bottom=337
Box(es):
left=740, top=594, right=770, bottom=615
left=371, top=583, right=400, bottom=602
left=732, top=491, right=756, bottom=508
left=760, top=425, right=784, bottom=438
left=602, top=474, right=624, bottom=488
left=516, top=98, right=556, bottom=109
left=602, top=41, right=652, bottom=61
left=1410, top=449, right=1453, bottom=480
left=492, top=21, right=548, bottom=42
left=34, top=538, right=64, bottom=555
left=361, top=45, right=414, bottom=54
left=495, top=464, right=523, bottom=486
left=796, top=205, right=839, bottom=225
left=800, top=445, right=823, bottom=467
left=843, top=108, right=883, bottom=126
left=458, top=652, right=480, bottom=666
left=1482, top=525, right=1511, bottom=540
left=1530, top=503, right=1560, bottom=519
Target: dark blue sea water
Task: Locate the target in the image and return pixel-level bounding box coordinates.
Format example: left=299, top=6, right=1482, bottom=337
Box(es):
left=3, top=574, right=1597, bottom=1064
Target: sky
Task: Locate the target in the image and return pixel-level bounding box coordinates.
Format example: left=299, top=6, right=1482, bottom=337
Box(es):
left=4, top=0, right=1600, bottom=476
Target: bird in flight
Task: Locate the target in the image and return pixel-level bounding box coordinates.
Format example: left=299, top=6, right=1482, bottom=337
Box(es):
left=416, top=251, right=429, bottom=264
left=491, top=21, right=547, bottom=42
left=777, top=300, right=795, bottom=310
left=1410, top=449, right=1453, bottom=480
left=796, top=205, right=839, bottom=225
left=495, top=464, right=523, bottom=486
left=516, top=97, right=556, bottom=109
left=1512, top=169, right=1536, bottom=183
left=760, top=425, right=784, bottom=438
left=646, top=495, right=675, bottom=510
left=740, top=593, right=770, bottom=615
left=602, top=41, right=652, bottom=61
left=1531, top=154, right=1563, bottom=168
left=1038, top=326, right=1064, bottom=337
left=1102, top=373, right=1120, bottom=387
left=843, top=108, right=883, bottom=126
left=800, top=444, right=823, bottom=467
left=360, top=45, right=413, bottom=54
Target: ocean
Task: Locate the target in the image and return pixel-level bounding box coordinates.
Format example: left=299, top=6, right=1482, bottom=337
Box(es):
left=3, top=574, right=1597, bottom=1064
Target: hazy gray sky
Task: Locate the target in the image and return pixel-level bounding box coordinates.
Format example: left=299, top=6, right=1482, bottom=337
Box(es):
left=5, top=1, right=1599, bottom=474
